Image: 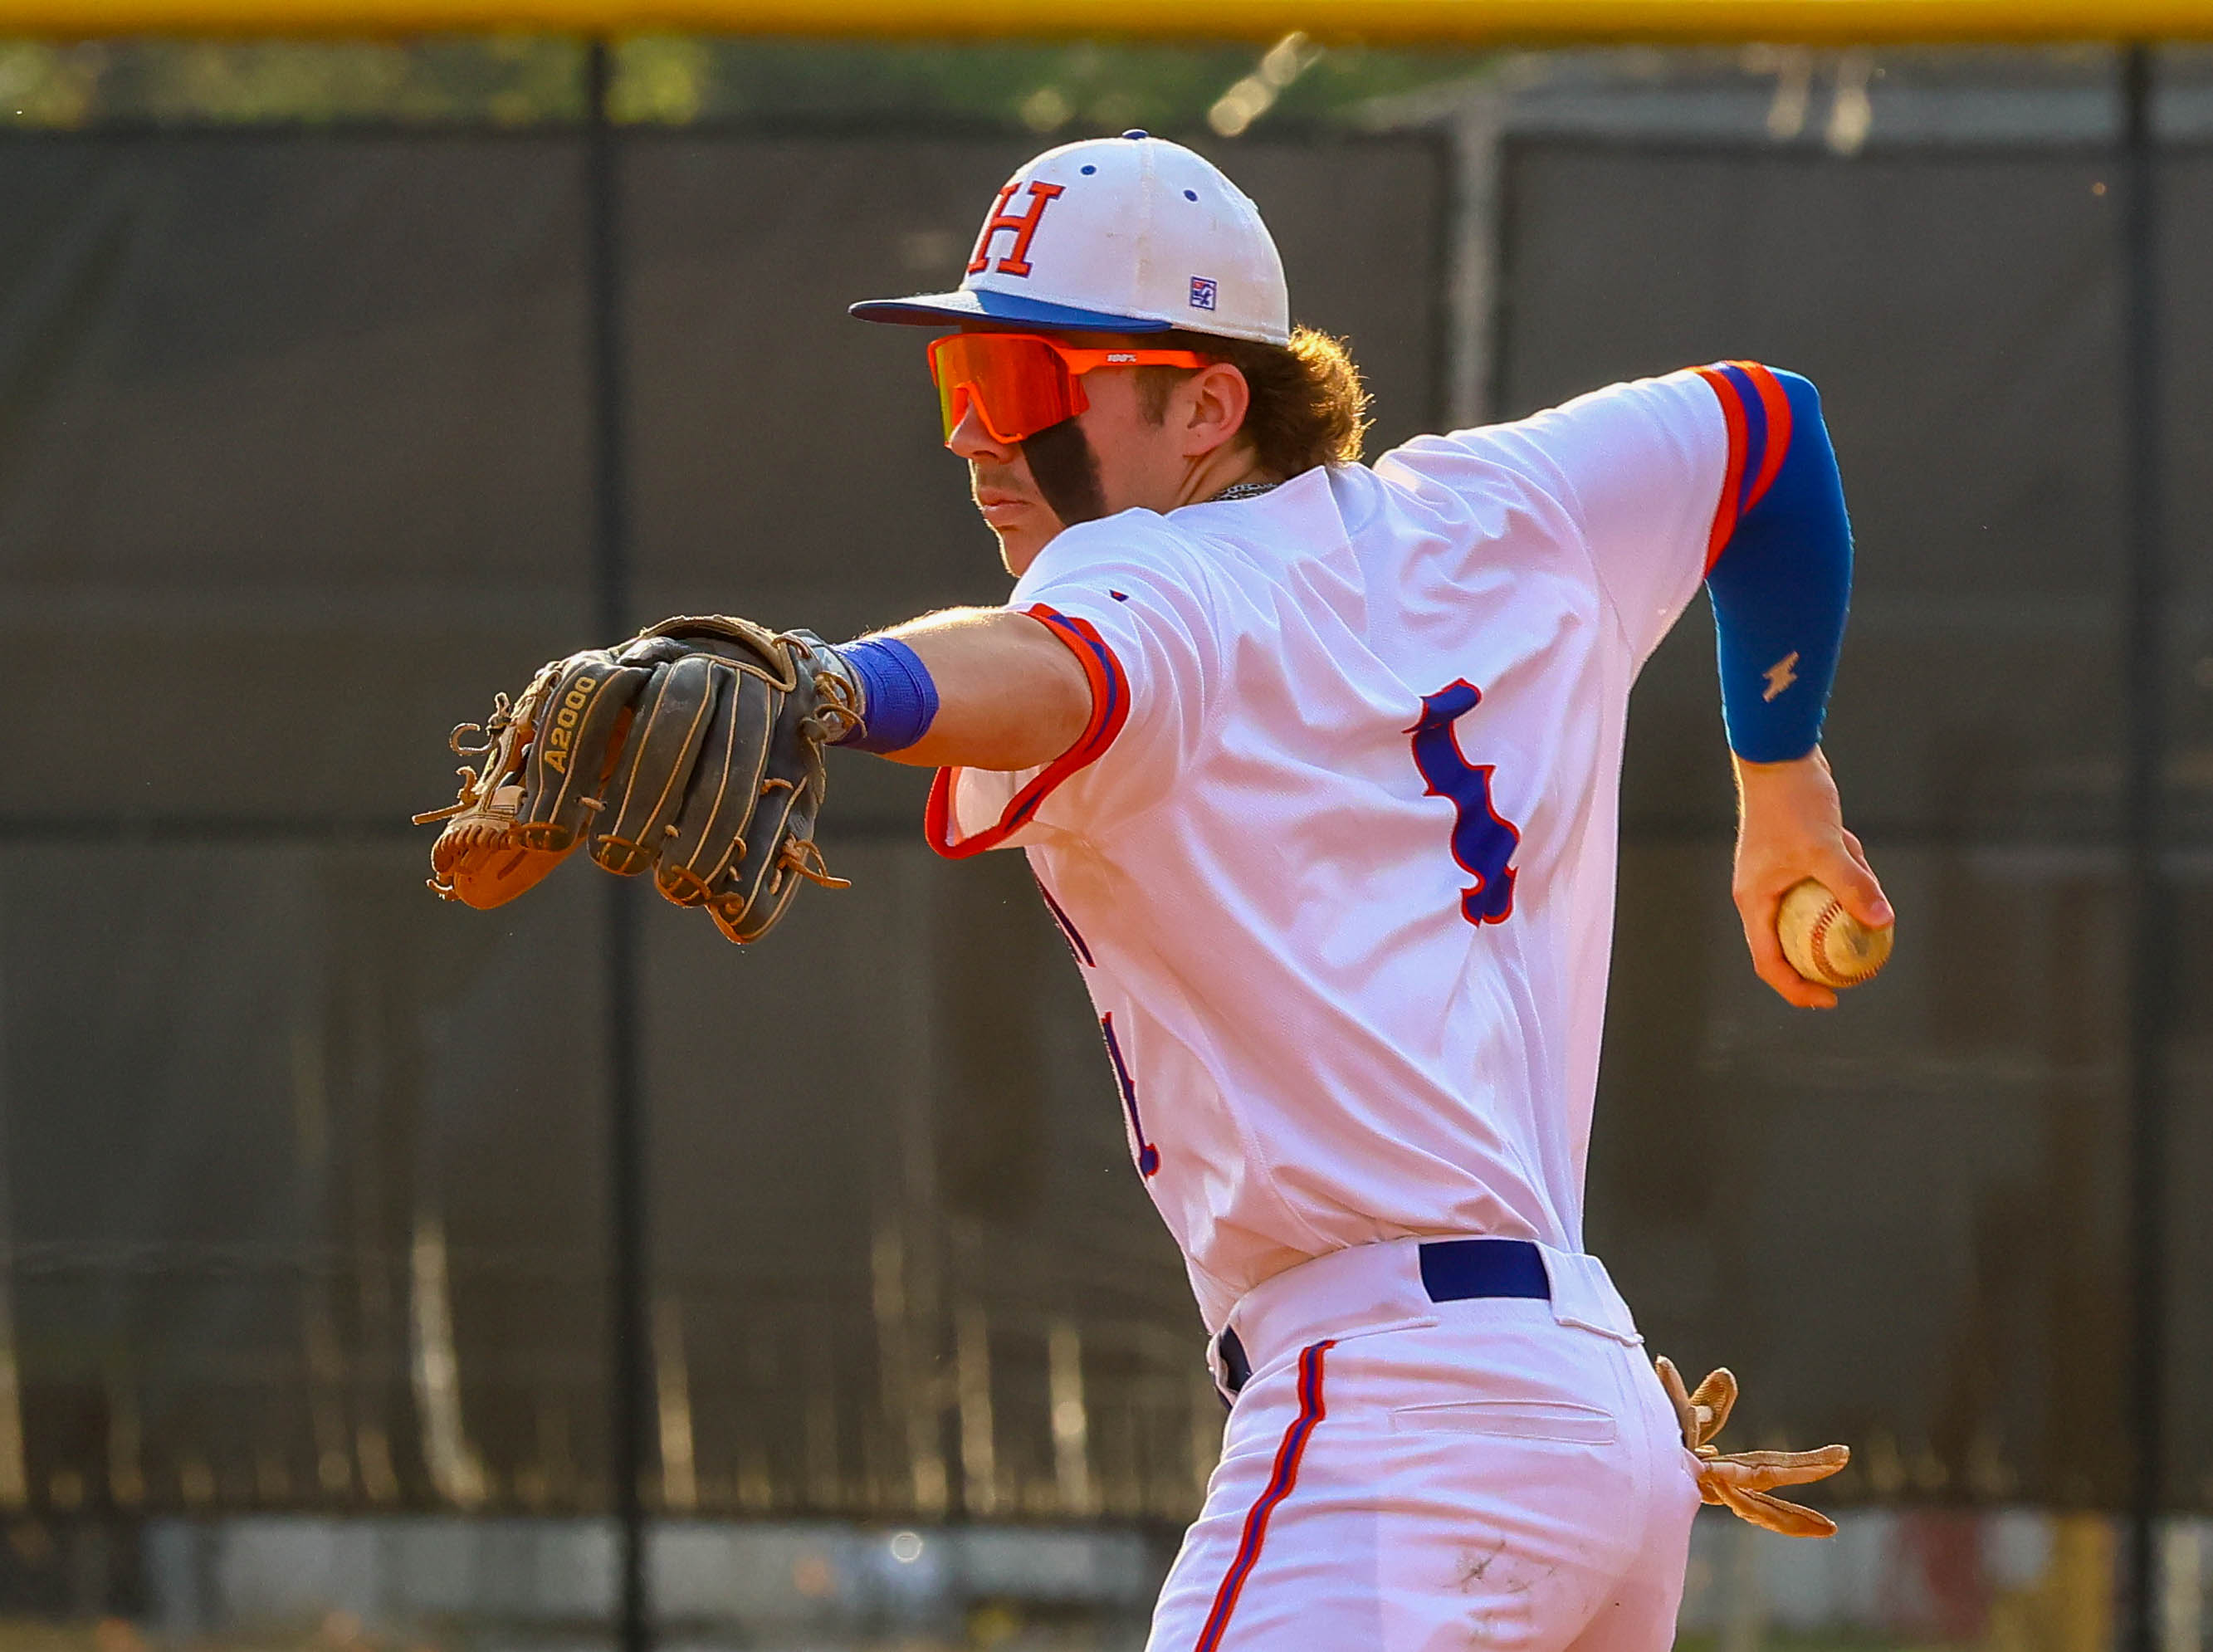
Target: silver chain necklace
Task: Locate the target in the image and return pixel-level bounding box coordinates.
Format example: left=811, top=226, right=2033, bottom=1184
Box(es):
left=1211, top=480, right=1282, bottom=502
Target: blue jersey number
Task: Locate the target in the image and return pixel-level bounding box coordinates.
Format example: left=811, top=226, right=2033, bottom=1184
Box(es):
left=1408, top=680, right=1522, bottom=926
left=1100, top=1013, right=1160, bottom=1177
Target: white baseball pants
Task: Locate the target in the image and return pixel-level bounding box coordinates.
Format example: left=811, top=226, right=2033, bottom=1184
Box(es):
left=1147, top=1239, right=1701, bottom=1652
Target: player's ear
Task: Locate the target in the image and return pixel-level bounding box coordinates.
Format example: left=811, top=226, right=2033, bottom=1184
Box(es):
left=1178, top=361, right=1252, bottom=459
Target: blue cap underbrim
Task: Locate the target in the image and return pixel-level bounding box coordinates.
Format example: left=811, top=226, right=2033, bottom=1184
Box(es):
left=848, top=286, right=1174, bottom=333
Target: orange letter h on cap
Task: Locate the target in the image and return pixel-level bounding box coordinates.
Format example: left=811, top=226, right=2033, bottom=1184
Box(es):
left=967, top=181, right=1065, bottom=279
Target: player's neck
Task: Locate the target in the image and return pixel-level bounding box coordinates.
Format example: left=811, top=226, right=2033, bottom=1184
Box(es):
left=1171, top=445, right=1273, bottom=512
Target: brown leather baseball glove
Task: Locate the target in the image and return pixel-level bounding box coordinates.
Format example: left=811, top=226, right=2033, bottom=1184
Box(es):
left=1655, top=1356, right=1850, bottom=1538
left=413, top=615, right=859, bottom=943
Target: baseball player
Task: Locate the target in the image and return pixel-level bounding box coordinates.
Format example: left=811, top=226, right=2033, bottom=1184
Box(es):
left=424, top=130, right=1881, bottom=1650
left=836, top=132, right=1883, bottom=1651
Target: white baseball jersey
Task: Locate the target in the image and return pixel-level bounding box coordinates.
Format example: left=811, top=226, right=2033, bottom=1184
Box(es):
left=928, top=370, right=1731, bottom=1332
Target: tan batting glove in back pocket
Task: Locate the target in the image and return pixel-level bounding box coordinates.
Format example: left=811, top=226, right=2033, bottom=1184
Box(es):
left=1655, top=1356, right=1849, bottom=1538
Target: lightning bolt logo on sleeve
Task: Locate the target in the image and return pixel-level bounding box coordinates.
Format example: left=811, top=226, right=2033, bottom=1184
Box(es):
left=1763, top=652, right=1800, bottom=702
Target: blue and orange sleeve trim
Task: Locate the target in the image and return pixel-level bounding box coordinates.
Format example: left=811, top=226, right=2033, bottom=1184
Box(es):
left=1693, top=360, right=1796, bottom=573
left=924, top=603, right=1132, bottom=858
left=1693, top=363, right=1854, bottom=764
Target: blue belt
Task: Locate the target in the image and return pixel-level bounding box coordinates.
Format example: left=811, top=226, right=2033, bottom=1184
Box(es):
left=1214, top=1239, right=1548, bottom=1399
left=1419, top=1236, right=1551, bottom=1303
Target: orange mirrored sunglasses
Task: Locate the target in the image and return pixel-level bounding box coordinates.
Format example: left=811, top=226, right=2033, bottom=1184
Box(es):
left=927, top=333, right=1208, bottom=446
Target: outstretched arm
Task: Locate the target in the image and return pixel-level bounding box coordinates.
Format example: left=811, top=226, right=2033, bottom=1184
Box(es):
left=831, top=606, right=1092, bottom=772
left=1697, top=364, right=1891, bottom=1008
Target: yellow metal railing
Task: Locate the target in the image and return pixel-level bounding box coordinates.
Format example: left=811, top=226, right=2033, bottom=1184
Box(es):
left=2, top=0, right=2210, bottom=42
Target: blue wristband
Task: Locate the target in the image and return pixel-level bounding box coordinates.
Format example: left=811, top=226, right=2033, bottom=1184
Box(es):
left=833, top=637, right=940, bottom=755
left=1703, top=366, right=1854, bottom=763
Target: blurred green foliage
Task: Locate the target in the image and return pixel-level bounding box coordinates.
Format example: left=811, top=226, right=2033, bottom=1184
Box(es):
left=0, top=37, right=583, bottom=125
left=612, top=37, right=1488, bottom=131
left=0, top=34, right=1487, bottom=130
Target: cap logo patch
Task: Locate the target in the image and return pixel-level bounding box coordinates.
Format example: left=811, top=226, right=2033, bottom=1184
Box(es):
left=1190, top=276, right=1219, bottom=310
left=967, top=181, right=1065, bottom=279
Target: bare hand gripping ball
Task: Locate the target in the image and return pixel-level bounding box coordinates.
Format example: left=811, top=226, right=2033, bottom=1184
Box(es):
left=414, top=616, right=861, bottom=943
left=1776, top=877, right=1893, bottom=989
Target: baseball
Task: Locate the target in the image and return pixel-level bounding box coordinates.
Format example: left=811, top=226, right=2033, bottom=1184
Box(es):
left=1777, top=878, right=1893, bottom=988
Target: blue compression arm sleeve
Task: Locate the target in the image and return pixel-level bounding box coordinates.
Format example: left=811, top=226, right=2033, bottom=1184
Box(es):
left=1699, top=364, right=1854, bottom=763
left=833, top=636, right=940, bottom=755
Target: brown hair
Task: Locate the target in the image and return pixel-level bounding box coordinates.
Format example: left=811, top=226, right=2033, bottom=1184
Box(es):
left=1137, top=325, right=1370, bottom=479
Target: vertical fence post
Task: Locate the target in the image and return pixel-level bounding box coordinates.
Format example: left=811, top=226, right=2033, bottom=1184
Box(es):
left=2118, top=41, right=2169, bottom=1652
left=584, top=37, right=651, bottom=1652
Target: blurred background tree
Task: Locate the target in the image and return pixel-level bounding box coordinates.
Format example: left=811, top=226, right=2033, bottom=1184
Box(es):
left=0, top=33, right=1492, bottom=130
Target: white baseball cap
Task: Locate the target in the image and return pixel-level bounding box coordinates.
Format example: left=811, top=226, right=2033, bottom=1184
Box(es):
left=851, top=131, right=1291, bottom=346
